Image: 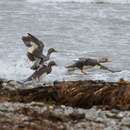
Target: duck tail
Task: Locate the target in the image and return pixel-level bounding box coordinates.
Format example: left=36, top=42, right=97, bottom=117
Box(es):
left=66, top=64, right=76, bottom=68
left=99, top=64, right=120, bottom=73
left=23, top=75, right=33, bottom=83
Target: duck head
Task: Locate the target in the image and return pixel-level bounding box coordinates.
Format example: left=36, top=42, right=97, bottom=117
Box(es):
left=48, top=61, right=57, bottom=67
left=47, top=48, right=57, bottom=55
left=98, top=57, right=110, bottom=63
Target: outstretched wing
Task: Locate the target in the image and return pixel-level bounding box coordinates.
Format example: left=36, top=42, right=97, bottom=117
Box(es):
left=21, top=36, right=31, bottom=47
left=27, top=33, right=44, bottom=49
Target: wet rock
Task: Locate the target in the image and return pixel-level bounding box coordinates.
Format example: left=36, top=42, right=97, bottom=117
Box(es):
left=0, top=79, right=130, bottom=110
left=116, top=112, right=127, bottom=119
left=105, top=111, right=118, bottom=119
left=69, top=112, right=85, bottom=120
left=85, top=107, right=97, bottom=120
left=121, top=126, right=130, bottom=130
left=1, top=79, right=130, bottom=129
left=0, top=102, right=128, bottom=130
left=104, top=126, right=119, bottom=130
left=121, top=117, right=130, bottom=128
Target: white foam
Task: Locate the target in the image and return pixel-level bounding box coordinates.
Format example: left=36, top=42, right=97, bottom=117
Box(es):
left=1, top=58, right=130, bottom=82
left=41, top=66, right=68, bottom=82
left=0, top=57, right=33, bottom=81
left=91, top=73, right=108, bottom=81
left=114, top=70, right=130, bottom=81
left=26, top=0, right=130, bottom=4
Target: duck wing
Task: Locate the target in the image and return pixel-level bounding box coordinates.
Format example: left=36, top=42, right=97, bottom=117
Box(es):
left=24, top=64, right=47, bottom=82
left=66, top=60, right=85, bottom=70
left=84, top=58, right=98, bottom=66
left=21, top=36, right=31, bottom=47
left=27, top=33, right=44, bottom=49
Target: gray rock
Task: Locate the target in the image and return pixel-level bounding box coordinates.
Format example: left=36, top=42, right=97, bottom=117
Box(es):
left=121, top=117, right=130, bottom=128
left=105, top=111, right=119, bottom=119
left=104, top=126, right=119, bottom=130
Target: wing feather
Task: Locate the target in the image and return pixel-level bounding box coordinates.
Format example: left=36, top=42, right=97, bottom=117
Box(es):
left=27, top=33, right=44, bottom=49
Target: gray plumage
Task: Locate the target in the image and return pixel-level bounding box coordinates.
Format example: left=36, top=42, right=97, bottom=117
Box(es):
left=41, top=48, right=57, bottom=63
left=22, top=33, right=44, bottom=61
left=66, top=57, right=117, bottom=73
left=24, top=61, right=57, bottom=82
left=31, top=48, right=57, bottom=70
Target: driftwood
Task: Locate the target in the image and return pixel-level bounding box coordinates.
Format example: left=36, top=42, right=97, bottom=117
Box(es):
left=0, top=79, right=130, bottom=110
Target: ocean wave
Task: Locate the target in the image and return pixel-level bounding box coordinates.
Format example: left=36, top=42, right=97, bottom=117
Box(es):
left=26, top=0, right=130, bottom=4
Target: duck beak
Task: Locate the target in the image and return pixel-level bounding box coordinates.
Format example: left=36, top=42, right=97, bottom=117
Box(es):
left=54, top=50, right=58, bottom=52
left=107, top=60, right=112, bottom=62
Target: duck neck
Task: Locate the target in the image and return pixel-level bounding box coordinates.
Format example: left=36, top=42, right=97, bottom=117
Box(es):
left=47, top=64, right=52, bottom=73
left=98, top=59, right=106, bottom=63
left=47, top=51, right=52, bottom=58
left=48, top=64, right=52, bottom=68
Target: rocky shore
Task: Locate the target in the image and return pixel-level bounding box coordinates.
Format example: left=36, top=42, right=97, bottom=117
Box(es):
left=0, top=79, right=130, bottom=130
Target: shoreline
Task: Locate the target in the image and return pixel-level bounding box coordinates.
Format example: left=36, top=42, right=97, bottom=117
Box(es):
left=0, top=78, right=129, bottom=110
left=0, top=78, right=130, bottom=129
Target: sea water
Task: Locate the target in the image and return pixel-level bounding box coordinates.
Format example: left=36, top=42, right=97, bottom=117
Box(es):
left=0, top=0, right=130, bottom=82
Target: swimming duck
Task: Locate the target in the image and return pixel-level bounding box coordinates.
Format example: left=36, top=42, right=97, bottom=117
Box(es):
left=24, top=61, right=57, bottom=82
left=66, top=57, right=115, bottom=74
